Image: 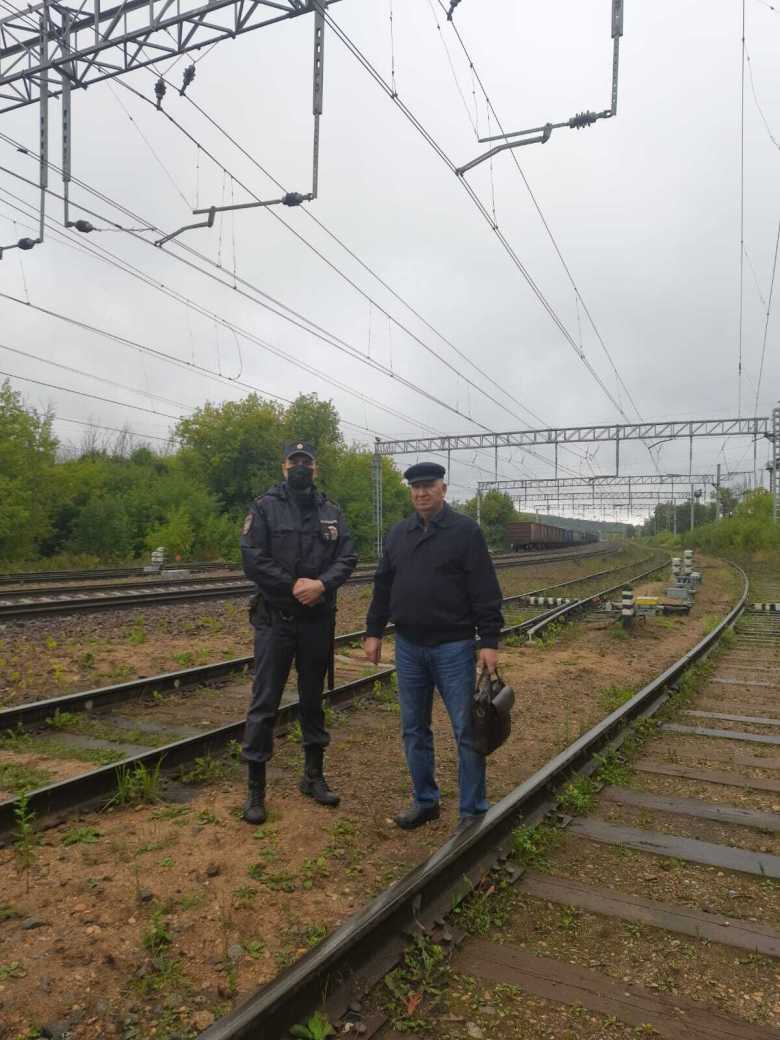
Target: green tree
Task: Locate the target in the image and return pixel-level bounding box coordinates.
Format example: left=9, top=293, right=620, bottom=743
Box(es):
left=0, top=381, right=58, bottom=561
left=176, top=394, right=285, bottom=512
left=145, top=506, right=195, bottom=559
left=67, top=496, right=135, bottom=557
left=461, top=490, right=517, bottom=549
left=280, top=394, right=342, bottom=455
left=322, top=449, right=408, bottom=558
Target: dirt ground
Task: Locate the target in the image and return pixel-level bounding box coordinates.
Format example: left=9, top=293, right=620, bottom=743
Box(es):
left=0, top=552, right=737, bottom=1040
left=0, top=547, right=639, bottom=709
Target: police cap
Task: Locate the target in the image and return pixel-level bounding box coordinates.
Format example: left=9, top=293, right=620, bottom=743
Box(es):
left=283, top=440, right=316, bottom=461
left=403, top=461, right=446, bottom=484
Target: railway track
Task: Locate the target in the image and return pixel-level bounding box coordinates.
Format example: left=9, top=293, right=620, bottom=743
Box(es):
left=0, top=544, right=609, bottom=589
left=161, top=555, right=772, bottom=1040
left=0, top=543, right=617, bottom=620
left=0, top=548, right=665, bottom=832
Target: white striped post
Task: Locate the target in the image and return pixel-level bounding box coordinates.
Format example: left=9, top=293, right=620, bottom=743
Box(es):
left=621, top=586, right=635, bottom=630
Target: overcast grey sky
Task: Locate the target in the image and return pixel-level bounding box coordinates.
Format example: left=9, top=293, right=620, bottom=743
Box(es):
left=1, top=0, right=778, bottom=518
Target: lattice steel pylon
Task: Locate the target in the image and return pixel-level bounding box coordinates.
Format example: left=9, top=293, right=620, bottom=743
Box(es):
left=0, top=0, right=335, bottom=256
left=0, top=0, right=334, bottom=111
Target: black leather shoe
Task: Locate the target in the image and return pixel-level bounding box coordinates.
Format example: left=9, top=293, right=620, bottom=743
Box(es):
left=394, top=803, right=441, bottom=830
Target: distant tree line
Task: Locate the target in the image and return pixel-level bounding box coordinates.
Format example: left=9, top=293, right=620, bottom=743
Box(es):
left=640, top=488, right=780, bottom=553
left=0, top=381, right=410, bottom=566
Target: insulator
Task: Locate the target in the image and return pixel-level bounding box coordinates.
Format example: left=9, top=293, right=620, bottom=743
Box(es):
left=180, top=64, right=196, bottom=97
left=74, top=220, right=94, bottom=233
left=282, top=192, right=305, bottom=207
left=568, top=110, right=598, bottom=129
left=154, top=77, right=167, bottom=110
left=17, top=237, right=36, bottom=250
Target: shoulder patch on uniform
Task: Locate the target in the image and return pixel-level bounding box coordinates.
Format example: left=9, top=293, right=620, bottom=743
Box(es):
left=242, top=513, right=253, bottom=536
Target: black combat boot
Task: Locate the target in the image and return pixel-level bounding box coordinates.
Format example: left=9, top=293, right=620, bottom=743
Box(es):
left=242, top=762, right=267, bottom=825
left=299, top=745, right=340, bottom=807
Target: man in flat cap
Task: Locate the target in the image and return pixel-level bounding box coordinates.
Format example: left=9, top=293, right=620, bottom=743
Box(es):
left=239, top=440, right=357, bottom=824
left=364, top=461, right=503, bottom=829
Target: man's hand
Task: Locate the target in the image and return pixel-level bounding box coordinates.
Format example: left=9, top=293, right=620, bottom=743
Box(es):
left=292, top=578, right=325, bottom=606
left=478, top=647, right=499, bottom=675
left=364, top=636, right=382, bottom=665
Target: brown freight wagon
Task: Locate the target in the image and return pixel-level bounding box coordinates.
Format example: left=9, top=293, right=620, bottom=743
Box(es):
left=506, top=522, right=598, bottom=550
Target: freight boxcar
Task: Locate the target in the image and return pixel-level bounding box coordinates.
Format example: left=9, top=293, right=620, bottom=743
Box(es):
left=506, top=522, right=598, bottom=551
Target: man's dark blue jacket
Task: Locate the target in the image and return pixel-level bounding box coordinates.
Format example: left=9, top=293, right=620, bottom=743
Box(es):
left=365, top=503, right=503, bottom=648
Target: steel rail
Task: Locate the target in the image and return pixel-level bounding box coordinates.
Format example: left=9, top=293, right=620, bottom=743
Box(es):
left=0, top=667, right=394, bottom=833
left=0, top=572, right=251, bottom=599
left=0, top=544, right=608, bottom=587
left=524, top=550, right=669, bottom=641
left=0, top=545, right=617, bottom=621
left=0, top=549, right=649, bottom=732
left=0, top=561, right=229, bottom=585
left=199, top=560, right=748, bottom=1040
left=0, top=551, right=651, bottom=833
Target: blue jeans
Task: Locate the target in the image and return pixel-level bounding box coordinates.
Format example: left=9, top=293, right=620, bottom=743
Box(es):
left=394, top=634, right=488, bottom=817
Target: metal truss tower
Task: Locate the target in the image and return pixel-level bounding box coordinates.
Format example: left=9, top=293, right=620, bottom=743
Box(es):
left=0, top=0, right=333, bottom=111
left=371, top=415, right=777, bottom=548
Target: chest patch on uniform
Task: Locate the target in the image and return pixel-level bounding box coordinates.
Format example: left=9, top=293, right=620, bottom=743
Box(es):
left=320, top=520, right=339, bottom=541
left=242, top=513, right=253, bottom=536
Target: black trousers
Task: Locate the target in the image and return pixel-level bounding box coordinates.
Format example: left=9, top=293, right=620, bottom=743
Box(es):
left=242, top=611, right=333, bottom=765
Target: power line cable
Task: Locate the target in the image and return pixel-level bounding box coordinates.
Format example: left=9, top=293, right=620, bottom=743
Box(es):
left=436, top=1, right=645, bottom=425
left=321, top=7, right=637, bottom=426
left=0, top=154, right=498, bottom=438
left=753, top=217, right=780, bottom=418
left=738, top=0, right=746, bottom=416
left=1, top=194, right=525, bottom=482
left=114, top=79, right=548, bottom=434
left=174, top=86, right=555, bottom=431
left=746, top=49, right=780, bottom=152
left=1, top=144, right=555, bottom=482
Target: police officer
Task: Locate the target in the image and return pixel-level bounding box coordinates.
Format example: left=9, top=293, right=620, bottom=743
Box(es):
left=239, top=441, right=358, bottom=824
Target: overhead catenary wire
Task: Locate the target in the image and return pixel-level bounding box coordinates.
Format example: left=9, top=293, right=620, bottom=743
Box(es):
left=0, top=149, right=500, bottom=439
left=0, top=196, right=527, bottom=484
left=435, top=0, right=645, bottom=426
left=1, top=138, right=563, bottom=484
left=321, top=7, right=638, bottom=428
left=738, top=0, right=747, bottom=416
left=167, top=82, right=573, bottom=440
left=113, top=79, right=549, bottom=436
left=752, top=217, right=780, bottom=419
left=746, top=49, right=780, bottom=152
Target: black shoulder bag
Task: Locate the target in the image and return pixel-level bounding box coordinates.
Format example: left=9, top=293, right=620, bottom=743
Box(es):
left=472, top=669, right=515, bottom=755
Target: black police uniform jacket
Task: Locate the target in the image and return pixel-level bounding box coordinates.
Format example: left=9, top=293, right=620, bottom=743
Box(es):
left=365, top=503, right=503, bottom=648
left=240, top=482, right=358, bottom=620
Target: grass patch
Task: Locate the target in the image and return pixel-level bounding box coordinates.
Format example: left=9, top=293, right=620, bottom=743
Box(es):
left=178, top=753, right=234, bottom=785
left=598, top=685, right=634, bottom=713
left=452, top=875, right=516, bottom=936
left=555, top=775, right=597, bottom=816
left=0, top=761, right=51, bottom=794
left=0, top=961, right=25, bottom=981
left=109, top=760, right=162, bottom=807
left=62, top=825, right=101, bottom=846
left=510, top=823, right=561, bottom=872
left=383, top=934, right=449, bottom=1033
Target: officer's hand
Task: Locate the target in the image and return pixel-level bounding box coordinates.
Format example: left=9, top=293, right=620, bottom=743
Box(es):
left=364, top=637, right=382, bottom=665
left=478, top=648, right=498, bottom=675
left=293, top=578, right=325, bottom=606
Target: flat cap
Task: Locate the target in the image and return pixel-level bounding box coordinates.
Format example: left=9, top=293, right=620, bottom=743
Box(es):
left=404, top=461, right=446, bottom=484
left=283, top=440, right=316, bottom=460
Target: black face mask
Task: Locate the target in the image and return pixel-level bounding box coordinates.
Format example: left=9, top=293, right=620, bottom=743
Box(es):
left=287, top=464, right=314, bottom=491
